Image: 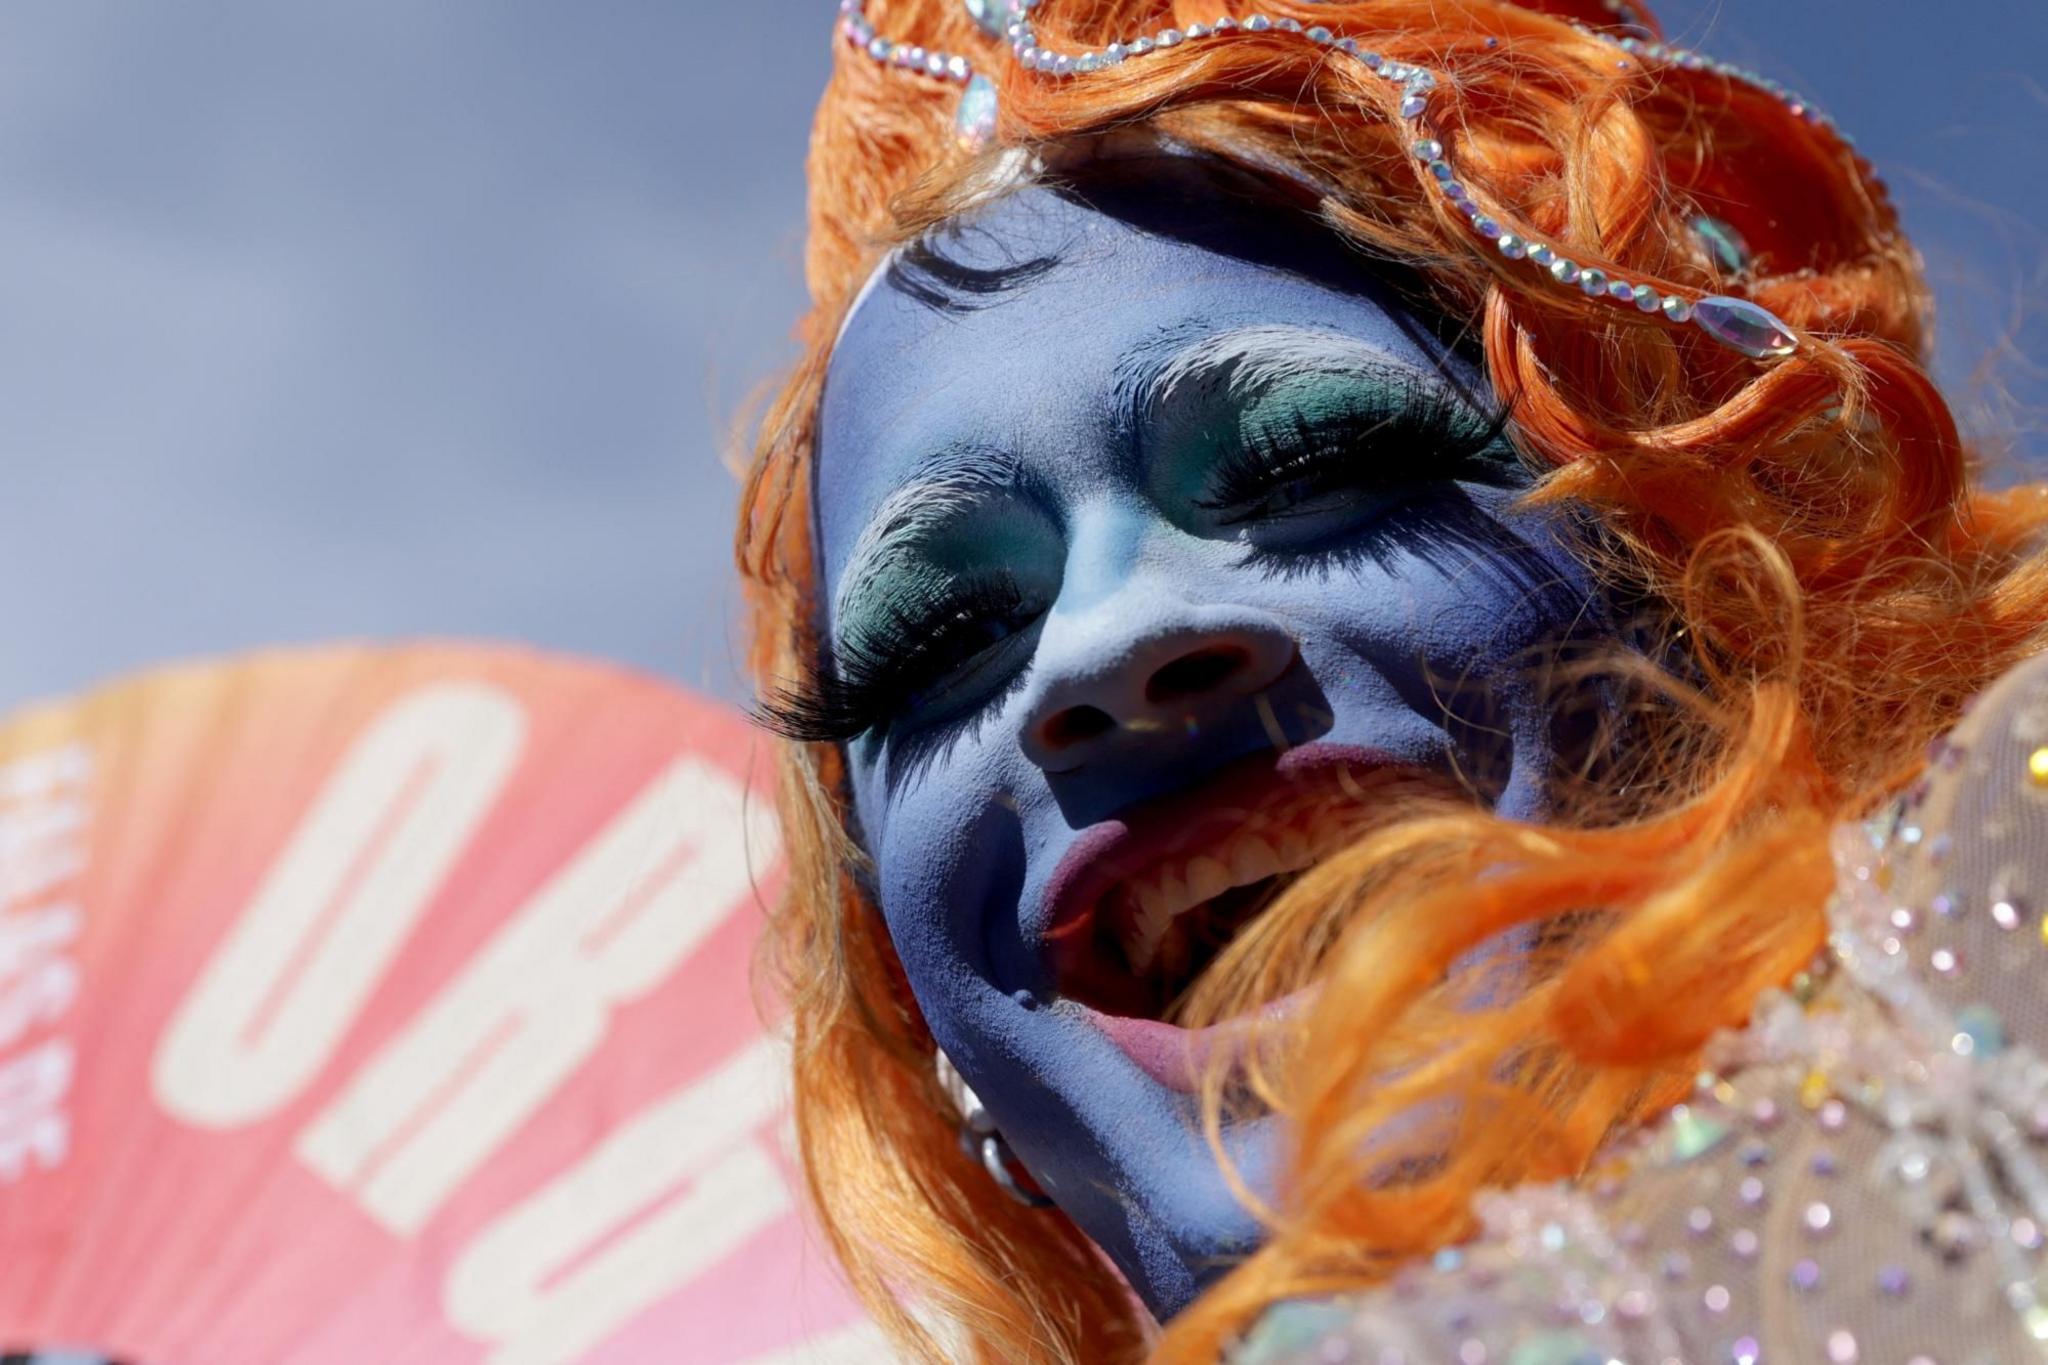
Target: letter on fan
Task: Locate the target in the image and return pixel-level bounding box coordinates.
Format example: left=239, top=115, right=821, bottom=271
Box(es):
left=152, top=685, right=525, bottom=1127
left=295, top=755, right=780, bottom=1235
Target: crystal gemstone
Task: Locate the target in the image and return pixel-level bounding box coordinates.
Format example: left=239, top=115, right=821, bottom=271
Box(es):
left=963, top=0, right=1007, bottom=35
left=1693, top=295, right=1798, bottom=358
left=954, top=74, right=999, bottom=150
left=1689, top=213, right=1752, bottom=274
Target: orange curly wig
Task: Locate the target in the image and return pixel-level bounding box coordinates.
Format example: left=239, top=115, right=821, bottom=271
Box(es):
left=734, top=1, right=2048, bottom=1359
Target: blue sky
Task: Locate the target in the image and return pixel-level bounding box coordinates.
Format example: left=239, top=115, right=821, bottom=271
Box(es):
left=2, top=0, right=2042, bottom=712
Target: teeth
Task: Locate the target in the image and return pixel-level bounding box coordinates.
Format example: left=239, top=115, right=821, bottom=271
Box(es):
left=1230, top=837, right=1279, bottom=885
left=1105, top=808, right=1368, bottom=979
left=1186, top=856, right=1230, bottom=903
left=1127, top=884, right=1175, bottom=973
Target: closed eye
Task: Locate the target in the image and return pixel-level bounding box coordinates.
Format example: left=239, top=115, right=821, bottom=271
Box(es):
left=1193, top=371, right=1519, bottom=531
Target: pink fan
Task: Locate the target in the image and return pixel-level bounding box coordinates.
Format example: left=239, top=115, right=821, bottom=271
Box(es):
left=0, top=642, right=881, bottom=1364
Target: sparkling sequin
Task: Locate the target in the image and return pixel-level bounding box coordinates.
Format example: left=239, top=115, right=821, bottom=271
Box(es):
left=1668, top=1106, right=1731, bottom=1162
left=1501, top=1333, right=1601, bottom=1365
left=1955, top=1005, right=2005, bottom=1056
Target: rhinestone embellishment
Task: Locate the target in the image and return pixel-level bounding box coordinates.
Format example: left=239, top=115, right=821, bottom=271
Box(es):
left=830, top=0, right=1863, bottom=361
left=953, top=72, right=1000, bottom=149
left=1692, top=295, right=1799, bottom=359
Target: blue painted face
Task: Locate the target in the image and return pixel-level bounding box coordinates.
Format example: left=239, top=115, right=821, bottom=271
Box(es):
left=807, top=164, right=1607, bottom=1317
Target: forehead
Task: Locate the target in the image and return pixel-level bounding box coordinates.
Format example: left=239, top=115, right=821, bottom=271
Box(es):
left=813, top=176, right=1464, bottom=581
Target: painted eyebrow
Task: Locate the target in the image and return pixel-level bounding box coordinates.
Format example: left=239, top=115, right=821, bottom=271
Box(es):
left=831, top=444, right=1024, bottom=626
left=1117, top=324, right=1443, bottom=430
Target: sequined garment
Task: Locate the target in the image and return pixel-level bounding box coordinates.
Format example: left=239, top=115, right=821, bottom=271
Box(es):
left=1230, top=655, right=2048, bottom=1365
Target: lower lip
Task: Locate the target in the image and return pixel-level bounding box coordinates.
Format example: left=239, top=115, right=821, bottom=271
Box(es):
left=1079, top=993, right=1309, bottom=1093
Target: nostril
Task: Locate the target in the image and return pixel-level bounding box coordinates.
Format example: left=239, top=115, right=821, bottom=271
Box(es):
left=1145, top=644, right=1250, bottom=705
left=1041, top=703, right=1116, bottom=751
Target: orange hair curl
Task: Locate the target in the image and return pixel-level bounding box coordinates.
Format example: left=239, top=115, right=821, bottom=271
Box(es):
left=733, top=1, right=2048, bottom=1360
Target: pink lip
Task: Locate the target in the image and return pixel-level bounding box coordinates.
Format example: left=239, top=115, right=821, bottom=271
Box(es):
left=1079, top=993, right=1310, bottom=1093
left=1037, top=741, right=1434, bottom=1085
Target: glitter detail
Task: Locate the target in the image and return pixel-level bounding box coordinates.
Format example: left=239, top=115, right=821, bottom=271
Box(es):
left=842, top=3, right=1867, bottom=359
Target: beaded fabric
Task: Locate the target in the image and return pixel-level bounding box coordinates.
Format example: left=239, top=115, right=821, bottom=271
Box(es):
left=1229, top=651, right=2048, bottom=1365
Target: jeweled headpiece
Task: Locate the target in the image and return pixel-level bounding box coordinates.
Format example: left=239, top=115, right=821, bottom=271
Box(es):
left=831, top=0, right=1856, bottom=361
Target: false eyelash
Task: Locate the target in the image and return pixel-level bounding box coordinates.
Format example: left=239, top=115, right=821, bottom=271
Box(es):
left=1193, top=377, right=1518, bottom=523
left=752, top=576, right=1034, bottom=743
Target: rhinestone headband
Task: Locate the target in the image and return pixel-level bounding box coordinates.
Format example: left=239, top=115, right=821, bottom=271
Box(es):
left=832, top=0, right=1855, bottom=361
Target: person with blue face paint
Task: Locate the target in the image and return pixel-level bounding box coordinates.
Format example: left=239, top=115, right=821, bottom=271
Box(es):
left=788, top=155, right=1610, bottom=1319
left=738, top=2, right=2048, bottom=1361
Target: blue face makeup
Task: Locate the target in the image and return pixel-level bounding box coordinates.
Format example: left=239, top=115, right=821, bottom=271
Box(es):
left=797, top=162, right=1611, bottom=1318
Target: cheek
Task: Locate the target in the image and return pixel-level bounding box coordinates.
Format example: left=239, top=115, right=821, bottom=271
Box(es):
left=1376, top=494, right=1594, bottom=663
left=852, top=741, right=1030, bottom=988
left=1284, top=541, right=1586, bottom=673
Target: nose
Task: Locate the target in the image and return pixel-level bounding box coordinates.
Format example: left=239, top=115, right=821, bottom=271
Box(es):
left=1018, top=589, right=1297, bottom=773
